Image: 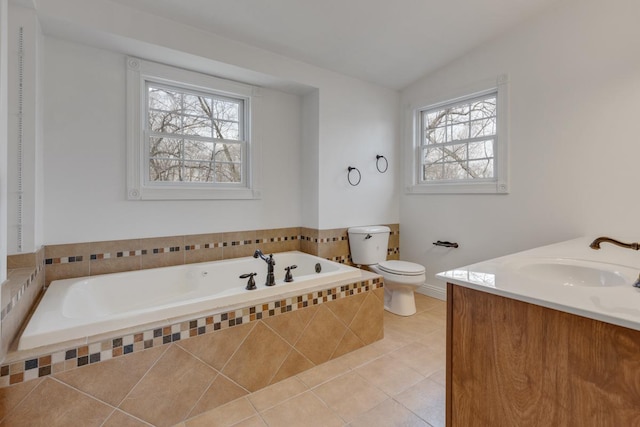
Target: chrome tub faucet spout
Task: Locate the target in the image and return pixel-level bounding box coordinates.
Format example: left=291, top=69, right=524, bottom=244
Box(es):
left=254, top=249, right=276, bottom=286
left=589, top=237, right=640, bottom=251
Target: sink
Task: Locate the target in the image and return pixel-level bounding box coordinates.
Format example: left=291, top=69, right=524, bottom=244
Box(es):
left=513, top=259, right=633, bottom=287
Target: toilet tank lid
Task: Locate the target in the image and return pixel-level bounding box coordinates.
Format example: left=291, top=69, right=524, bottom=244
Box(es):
left=347, top=225, right=391, bottom=234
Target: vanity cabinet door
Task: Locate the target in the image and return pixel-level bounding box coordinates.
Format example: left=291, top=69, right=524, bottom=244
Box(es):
left=446, top=284, right=640, bottom=427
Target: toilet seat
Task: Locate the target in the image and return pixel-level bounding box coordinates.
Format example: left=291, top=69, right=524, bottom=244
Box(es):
left=377, top=260, right=425, bottom=276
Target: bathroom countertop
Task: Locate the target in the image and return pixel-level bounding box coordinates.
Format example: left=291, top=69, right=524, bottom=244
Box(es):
left=437, top=237, right=640, bottom=331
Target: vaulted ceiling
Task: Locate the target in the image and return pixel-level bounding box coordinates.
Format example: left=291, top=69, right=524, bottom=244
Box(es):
left=108, top=0, right=563, bottom=89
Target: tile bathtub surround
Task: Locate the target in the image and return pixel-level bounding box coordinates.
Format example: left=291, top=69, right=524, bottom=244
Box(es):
left=2, top=249, right=46, bottom=361
left=0, top=275, right=383, bottom=390
left=40, top=224, right=400, bottom=284
left=0, top=294, right=445, bottom=427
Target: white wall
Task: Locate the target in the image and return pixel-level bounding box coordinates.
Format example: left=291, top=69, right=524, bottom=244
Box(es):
left=34, top=0, right=399, bottom=244
left=301, top=90, right=320, bottom=229
left=7, top=4, right=42, bottom=254
left=401, top=0, right=640, bottom=297
left=43, top=37, right=304, bottom=243
left=318, top=83, right=400, bottom=230
left=0, top=0, right=8, bottom=281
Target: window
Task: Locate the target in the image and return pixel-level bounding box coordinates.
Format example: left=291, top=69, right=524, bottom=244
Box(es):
left=127, top=57, right=261, bottom=200
left=407, top=75, right=509, bottom=194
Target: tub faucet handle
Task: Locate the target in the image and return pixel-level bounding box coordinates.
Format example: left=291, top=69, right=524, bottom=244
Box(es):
left=240, top=273, right=258, bottom=290
left=284, top=265, right=298, bottom=282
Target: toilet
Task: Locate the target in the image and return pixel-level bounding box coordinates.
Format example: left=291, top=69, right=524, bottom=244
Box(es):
left=348, top=226, right=426, bottom=316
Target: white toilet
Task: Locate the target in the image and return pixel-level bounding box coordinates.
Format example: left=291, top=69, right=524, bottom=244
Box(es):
left=348, top=226, right=426, bottom=316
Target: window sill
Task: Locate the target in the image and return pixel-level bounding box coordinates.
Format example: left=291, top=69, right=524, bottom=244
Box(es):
left=406, top=181, right=509, bottom=195
left=127, top=186, right=261, bottom=200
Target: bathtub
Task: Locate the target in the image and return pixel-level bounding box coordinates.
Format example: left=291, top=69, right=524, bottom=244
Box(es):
left=19, top=251, right=362, bottom=351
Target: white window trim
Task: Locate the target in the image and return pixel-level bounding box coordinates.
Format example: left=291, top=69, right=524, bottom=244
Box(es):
left=126, top=57, right=262, bottom=200
left=405, top=74, right=509, bottom=195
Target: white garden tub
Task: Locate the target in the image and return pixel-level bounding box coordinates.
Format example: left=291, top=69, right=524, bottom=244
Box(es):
left=19, top=251, right=362, bottom=350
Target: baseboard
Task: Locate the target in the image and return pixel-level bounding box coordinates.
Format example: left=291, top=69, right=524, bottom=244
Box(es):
left=416, top=282, right=446, bottom=301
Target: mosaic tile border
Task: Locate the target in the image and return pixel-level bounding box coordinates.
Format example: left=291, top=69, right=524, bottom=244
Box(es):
left=52, top=236, right=303, bottom=264
left=0, top=276, right=382, bottom=387
left=44, top=229, right=398, bottom=265
left=1, top=261, right=45, bottom=322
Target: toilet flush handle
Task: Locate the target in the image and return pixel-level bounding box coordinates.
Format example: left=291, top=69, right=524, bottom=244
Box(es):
left=365, top=234, right=372, bottom=240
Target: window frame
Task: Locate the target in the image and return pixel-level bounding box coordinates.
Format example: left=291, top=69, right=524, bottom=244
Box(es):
left=405, top=75, right=509, bottom=194
left=126, top=57, right=262, bottom=200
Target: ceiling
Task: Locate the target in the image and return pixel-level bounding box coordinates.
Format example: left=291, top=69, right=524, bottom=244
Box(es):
left=108, top=0, right=563, bottom=89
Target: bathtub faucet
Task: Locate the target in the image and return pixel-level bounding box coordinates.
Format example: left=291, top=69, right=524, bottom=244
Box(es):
left=254, top=250, right=276, bottom=286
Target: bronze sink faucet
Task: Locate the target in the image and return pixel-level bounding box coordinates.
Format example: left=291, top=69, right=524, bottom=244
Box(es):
left=589, top=237, right=640, bottom=251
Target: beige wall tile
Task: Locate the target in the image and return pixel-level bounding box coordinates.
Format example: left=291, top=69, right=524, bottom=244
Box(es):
left=222, top=322, right=291, bottom=392
left=89, top=239, right=142, bottom=275
left=255, top=228, right=299, bottom=254
left=7, top=253, right=35, bottom=269
left=331, top=329, right=365, bottom=360
left=325, top=292, right=366, bottom=326
left=294, top=305, right=346, bottom=365
left=177, top=322, right=255, bottom=371
left=45, top=242, right=92, bottom=260
left=269, top=349, right=314, bottom=385
left=119, top=345, right=217, bottom=427
left=188, top=374, right=248, bottom=418
left=262, top=309, right=311, bottom=346
left=184, top=233, right=224, bottom=264
left=222, top=231, right=256, bottom=259
left=89, top=239, right=141, bottom=256
left=348, top=292, right=384, bottom=345
left=45, top=261, right=90, bottom=285
left=54, top=345, right=166, bottom=407
left=140, top=236, right=185, bottom=270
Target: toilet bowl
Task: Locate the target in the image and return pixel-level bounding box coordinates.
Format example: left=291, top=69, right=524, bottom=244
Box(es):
left=347, top=226, right=426, bottom=316
left=370, top=260, right=426, bottom=316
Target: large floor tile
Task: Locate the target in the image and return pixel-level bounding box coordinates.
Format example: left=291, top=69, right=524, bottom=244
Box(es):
left=312, top=371, right=388, bottom=422
left=348, top=398, right=430, bottom=427
left=260, top=392, right=344, bottom=427
left=395, top=378, right=446, bottom=427
left=248, top=376, right=308, bottom=412
left=185, top=397, right=257, bottom=427
left=0, top=378, right=113, bottom=427
left=355, top=354, right=425, bottom=396
left=296, top=356, right=351, bottom=388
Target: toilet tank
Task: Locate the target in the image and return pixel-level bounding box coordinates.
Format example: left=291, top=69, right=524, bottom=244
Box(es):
left=347, top=226, right=390, bottom=265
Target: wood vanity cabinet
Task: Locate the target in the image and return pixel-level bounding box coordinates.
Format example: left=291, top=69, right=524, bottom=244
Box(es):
left=446, top=283, right=640, bottom=427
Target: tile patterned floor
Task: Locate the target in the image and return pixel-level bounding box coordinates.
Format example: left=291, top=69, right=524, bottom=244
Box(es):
left=179, top=294, right=446, bottom=427
left=0, top=294, right=446, bottom=427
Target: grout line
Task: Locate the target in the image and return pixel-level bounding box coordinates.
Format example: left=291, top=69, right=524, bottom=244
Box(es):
left=0, top=376, right=44, bottom=424
left=216, top=321, right=259, bottom=374
left=110, top=343, right=172, bottom=409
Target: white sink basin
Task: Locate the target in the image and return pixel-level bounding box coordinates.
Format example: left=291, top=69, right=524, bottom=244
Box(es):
left=513, top=259, right=634, bottom=287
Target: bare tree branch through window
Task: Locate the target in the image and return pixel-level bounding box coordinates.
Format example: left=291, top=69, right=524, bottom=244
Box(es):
left=420, top=94, right=496, bottom=182
left=147, top=84, right=244, bottom=184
